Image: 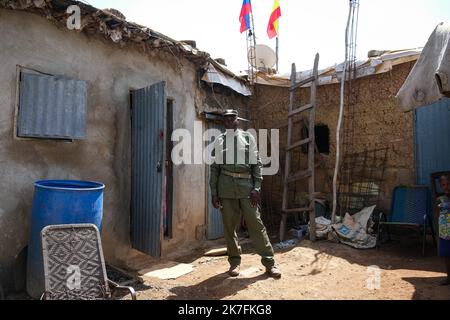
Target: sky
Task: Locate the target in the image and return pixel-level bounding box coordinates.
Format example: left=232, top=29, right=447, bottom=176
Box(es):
left=85, top=0, right=450, bottom=75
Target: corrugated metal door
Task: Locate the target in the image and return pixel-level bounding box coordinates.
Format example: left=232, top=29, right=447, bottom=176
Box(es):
left=206, top=122, right=224, bottom=239
left=131, top=82, right=166, bottom=256
left=415, top=97, right=450, bottom=186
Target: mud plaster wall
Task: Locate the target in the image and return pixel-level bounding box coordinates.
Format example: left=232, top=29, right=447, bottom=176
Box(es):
left=249, top=62, right=416, bottom=218
left=0, top=9, right=208, bottom=291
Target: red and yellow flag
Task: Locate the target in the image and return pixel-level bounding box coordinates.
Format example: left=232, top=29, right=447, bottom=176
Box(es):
left=267, top=0, right=281, bottom=39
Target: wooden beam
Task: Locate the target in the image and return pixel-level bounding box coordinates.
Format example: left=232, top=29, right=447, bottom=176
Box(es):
left=282, top=207, right=313, bottom=213
left=286, top=138, right=312, bottom=151
left=279, top=213, right=288, bottom=242
left=308, top=53, right=320, bottom=242
left=288, top=104, right=313, bottom=117
left=282, top=63, right=297, bottom=215
left=288, top=170, right=312, bottom=183
left=289, top=76, right=315, bottom=91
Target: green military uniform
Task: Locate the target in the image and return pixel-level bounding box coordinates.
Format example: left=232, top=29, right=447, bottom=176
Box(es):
left=210, top=118, right=275, bottom=269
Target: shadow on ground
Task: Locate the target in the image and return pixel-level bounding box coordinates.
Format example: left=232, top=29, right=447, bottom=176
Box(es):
left=402, top=276, right=450, bottom=300
left=296, top=232, right=442, bottom=272
left=168, top=272, right=272, bottom=300
left=294, top=235, right=450, bottom=299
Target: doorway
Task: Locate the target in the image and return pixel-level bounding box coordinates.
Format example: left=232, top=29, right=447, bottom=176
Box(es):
left=130, top=81, right=166, bottom=256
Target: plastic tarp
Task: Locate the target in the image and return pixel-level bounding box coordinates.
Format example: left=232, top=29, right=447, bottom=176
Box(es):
left=312, top=206, right=377, bottom=249
left=314, top=216, right=336, bottom=240
left=202, top=63, right=252, bottom=96
left=396, top=22, right=450, bottom=112
left=331, top=205, right=377, bottom=249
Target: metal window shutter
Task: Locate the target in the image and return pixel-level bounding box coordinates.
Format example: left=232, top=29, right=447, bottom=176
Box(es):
left=18, top=72, right=87, bottom=139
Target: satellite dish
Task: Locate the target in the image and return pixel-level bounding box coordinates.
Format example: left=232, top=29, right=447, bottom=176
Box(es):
left=248, top=44, right=277, bottom=70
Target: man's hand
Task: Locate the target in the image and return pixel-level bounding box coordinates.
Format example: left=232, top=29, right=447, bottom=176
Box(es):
left=250, top=189, right=261, bottom=207
left=212, top=196, right=221, bottom=209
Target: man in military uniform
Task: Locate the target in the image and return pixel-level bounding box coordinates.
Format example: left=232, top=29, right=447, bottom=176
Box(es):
left=210, top=109, right=281, bottom=278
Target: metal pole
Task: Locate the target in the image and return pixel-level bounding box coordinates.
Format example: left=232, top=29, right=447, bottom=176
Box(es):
left=276, top=36, right=279, bottom=73
left=276, top=17, right=279, bottom=73
left=332, top=0, right=353, bottom=224
left=247, top=6, right=257, bottom=84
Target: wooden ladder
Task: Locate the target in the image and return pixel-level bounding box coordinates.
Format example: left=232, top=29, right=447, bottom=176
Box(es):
left=280, top=54, right=320, bottom=242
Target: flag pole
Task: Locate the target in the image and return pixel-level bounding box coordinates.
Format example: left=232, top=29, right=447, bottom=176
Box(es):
left=248, top=3, right=257, bottom=84
left=276, top=33, right=279, bottom=73
left=273, top=1, right=280, bottom=73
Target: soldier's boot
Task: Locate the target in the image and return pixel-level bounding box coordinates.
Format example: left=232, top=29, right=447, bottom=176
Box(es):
left=266, top=266, right=281, bottom=278
left=228, top=265, right=240, bottom=277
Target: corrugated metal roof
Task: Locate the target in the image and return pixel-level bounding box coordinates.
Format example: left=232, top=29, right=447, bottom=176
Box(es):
left=202, top=64, right=252, bottom=96
left=255, top=48, right=421, bottom=88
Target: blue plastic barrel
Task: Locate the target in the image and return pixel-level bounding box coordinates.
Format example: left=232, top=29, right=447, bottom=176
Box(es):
left=26, top=180, right=105, bottom=299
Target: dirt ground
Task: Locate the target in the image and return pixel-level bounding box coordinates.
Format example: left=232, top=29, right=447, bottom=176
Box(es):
left=131, top=236, right=450, bottom=300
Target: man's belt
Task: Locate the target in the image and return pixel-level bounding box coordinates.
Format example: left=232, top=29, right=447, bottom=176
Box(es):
left=221, top=170, right=252, bottom=179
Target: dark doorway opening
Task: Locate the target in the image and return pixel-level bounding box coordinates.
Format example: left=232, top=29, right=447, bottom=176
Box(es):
left=315, top=124, right=330, bottom=154
left=164, top=99, right=174, bottom=239
left=301, top=124, right=330, bottom=154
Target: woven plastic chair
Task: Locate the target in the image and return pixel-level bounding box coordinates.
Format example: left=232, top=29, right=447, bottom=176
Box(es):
left=377, top=185, right=437, bottom=256
left=40, top=224, right=136, bottom=300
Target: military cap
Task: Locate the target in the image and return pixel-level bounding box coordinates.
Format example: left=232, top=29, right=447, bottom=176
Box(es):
left=223, top=109, right=238, bottom=117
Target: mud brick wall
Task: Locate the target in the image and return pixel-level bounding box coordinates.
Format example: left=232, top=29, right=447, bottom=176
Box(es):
left=249, top=62, right=416, bottom=217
